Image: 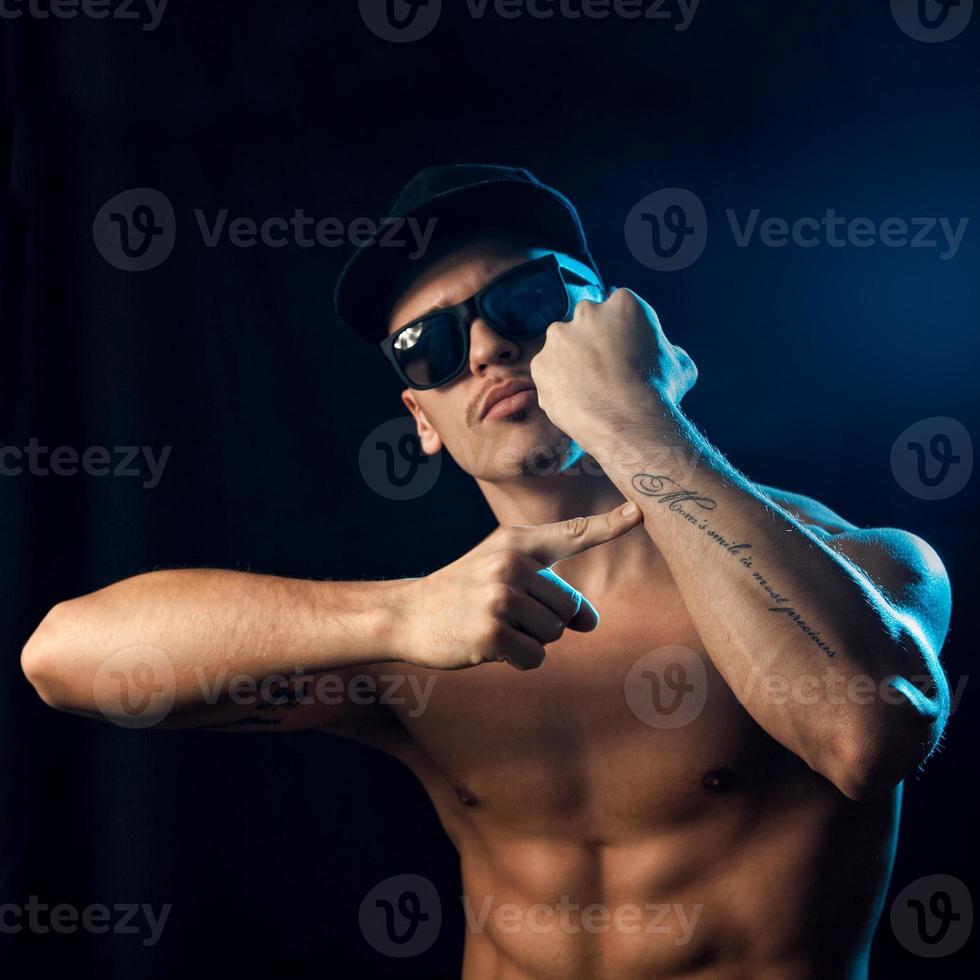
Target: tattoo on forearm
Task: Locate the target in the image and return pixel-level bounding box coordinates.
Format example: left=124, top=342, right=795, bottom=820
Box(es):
left=631, top=473, right=840, bottom=658
left=254, top=676, right=313, bottom=713
left=631, top=474, right=716, bottom=514
left=198, top=674, right=316, bottom=730
left=200, top=716, right=284, bottom=731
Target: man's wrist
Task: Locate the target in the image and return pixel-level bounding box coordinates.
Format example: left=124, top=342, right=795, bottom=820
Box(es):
left=369, top=577, right=422, bottom=666
left=582, top=396, right=694, bottom=472
left=310, top=577, right=417, bottom=668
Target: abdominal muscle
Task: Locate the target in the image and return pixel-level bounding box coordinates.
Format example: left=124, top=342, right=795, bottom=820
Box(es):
left=448, top=789, right=898, bottom=980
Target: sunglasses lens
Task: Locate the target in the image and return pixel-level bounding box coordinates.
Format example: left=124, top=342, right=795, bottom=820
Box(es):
left=482, top=263, right=568, bottom=338
left=393, top=313, right=465, bottom=388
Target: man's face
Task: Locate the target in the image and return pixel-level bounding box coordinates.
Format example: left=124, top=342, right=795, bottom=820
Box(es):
left=386, top=235, right=602, bottom=481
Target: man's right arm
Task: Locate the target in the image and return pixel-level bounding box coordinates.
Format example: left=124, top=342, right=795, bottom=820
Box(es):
left=20, top=502, right=642, bottom=732
left=20, top=569, right=409, bottom=731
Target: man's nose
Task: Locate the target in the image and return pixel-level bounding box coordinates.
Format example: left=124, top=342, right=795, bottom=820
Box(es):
left=467, top=316, right=522, bottom=376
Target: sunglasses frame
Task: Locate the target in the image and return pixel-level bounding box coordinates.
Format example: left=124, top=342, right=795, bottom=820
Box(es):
left=378, top=253, right=598, bottom=391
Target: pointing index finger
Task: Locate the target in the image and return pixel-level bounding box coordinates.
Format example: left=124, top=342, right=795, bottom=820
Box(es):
left=515, top=502, right=642, bottom=567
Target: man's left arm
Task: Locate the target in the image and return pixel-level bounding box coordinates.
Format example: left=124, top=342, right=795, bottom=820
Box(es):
left=531, top=288, right=952, bottom=802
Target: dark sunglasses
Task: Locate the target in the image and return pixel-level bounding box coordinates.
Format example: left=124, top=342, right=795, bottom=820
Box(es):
left=379, top=254, right=603, bottom=390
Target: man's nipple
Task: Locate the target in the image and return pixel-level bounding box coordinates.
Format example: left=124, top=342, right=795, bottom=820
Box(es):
left=455, top=785, right=479, bottom=807
left=701, top=767, right=739, bottom=792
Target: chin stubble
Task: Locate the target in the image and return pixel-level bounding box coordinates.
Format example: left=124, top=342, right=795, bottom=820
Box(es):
left=477, top=406, right=575, bottom=477
left=518, top=426, right=575, bottom=477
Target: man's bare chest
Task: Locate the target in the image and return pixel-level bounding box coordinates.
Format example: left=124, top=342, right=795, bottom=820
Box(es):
left=385, top=577, right=804, bottom=834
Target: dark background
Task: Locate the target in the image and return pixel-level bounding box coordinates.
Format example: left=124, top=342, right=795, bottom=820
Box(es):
left=2, top=1, right=978, bottom=976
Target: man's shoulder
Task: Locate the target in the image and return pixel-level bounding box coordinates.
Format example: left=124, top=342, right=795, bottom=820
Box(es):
left=753, top=483, right=857, bottom=535
left=755, top=484, right=950, bottom=639
left=753, top=482, right=943, bottom=574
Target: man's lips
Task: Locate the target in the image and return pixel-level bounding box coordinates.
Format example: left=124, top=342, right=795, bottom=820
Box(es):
left=484, top=389, right=538, bottom=420
left=480, top=380, right=538, bottom=421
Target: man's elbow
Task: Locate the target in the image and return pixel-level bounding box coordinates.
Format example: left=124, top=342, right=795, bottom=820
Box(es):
left=825, top=710, right=945, bottom=803
left=829, top=755, right=905, bottom=803
left=21, top=602, right=76, bottom=711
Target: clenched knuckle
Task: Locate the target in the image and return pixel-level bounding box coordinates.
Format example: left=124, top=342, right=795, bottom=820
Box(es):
left=495, top=528, right=521, bottom=552
left=491, top=549, right=524, bottom=580
left=552, top=603, right=573, bottom=627
left=472, top=622, right=495, bottom=654
left=486, top=582, right=514, bottom=613
left=483, top=620, right=509, bottom=648
left=517, top=647, right=546, bottom=671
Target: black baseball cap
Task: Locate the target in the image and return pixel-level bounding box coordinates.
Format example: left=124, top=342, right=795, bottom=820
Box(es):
left=333, top=163, right=602, bottom=343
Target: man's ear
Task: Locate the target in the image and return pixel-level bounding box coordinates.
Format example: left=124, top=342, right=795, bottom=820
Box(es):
left=401, top=390, right=443, bottom=455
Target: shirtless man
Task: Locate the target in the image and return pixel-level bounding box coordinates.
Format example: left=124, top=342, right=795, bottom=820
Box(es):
left=21, top=165, right=952, bottom=978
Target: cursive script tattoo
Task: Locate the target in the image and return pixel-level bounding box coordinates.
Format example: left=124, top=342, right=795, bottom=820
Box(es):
left=200, top=715, right=284, bottom=731
left=767, top=607, right=839, bottom=658
left=632, top=474, right=716, bottom=512
left=198, top=674, right=317, bottom=731
left=631, top=473, right=840, bottom=658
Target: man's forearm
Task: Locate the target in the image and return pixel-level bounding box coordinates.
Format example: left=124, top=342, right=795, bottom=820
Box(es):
left=588, top=407, right=942, bottom=798
left=21, top=569, right=410, bottom=725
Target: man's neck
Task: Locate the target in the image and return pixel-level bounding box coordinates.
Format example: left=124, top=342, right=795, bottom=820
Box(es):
left=475, top=458, right=661, bottom=597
